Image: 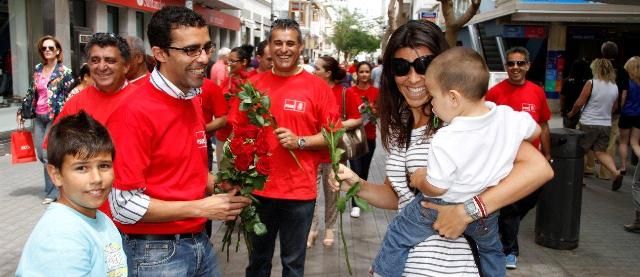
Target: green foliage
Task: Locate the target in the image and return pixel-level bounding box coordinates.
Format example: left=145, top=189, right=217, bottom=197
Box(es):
left=331, top=9, right=381, bottom=60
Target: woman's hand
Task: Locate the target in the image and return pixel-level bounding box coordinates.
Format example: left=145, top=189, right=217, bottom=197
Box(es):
left=16, top=113, right=23, bottom=125
left=328, top=163, right=361, bottom=192
left=421, top=201, right=472, bottom=239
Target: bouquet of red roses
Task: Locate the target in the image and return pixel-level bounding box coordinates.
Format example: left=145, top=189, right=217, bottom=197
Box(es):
left=216, top=122, right=269, bottom=260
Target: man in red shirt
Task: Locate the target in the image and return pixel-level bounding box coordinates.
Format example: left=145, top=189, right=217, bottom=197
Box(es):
left=124, top=36, right=150, bottom=85
left=486, top=46, right=551, bottom=270
left=237, top=19, right=339, bottom=276
left=57, top=33, right=135, bottom=125
left=106, top=7, right=250, bottom=275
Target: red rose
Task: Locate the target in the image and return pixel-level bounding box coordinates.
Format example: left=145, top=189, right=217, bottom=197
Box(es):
left=234, top=152, right=253, bottom=171
left=229, top=137, right=244, bottom=154
left=236, top=124, right=261, bottom=139
left=256, top=156, right=271, bottom=175
left=240, top=143, right=256, bottom=157
left=255, top=133, right=270, bottom=155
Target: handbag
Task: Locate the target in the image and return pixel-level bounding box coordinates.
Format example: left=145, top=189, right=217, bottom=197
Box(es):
left=338, top=88, right=369, bottom=160
left=11, top=125, right=37, bottom=164
left=20, top=87, right=36, bottom=119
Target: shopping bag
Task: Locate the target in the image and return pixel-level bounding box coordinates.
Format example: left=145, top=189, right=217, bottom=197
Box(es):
left=11, top=129, right=37, bottom=164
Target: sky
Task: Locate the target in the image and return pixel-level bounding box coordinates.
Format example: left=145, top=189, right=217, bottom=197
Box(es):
left=342, top=0, right=386, bottom=19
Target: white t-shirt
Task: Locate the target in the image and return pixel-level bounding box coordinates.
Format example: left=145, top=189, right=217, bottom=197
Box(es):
left=387, top=125, right=479, bottom=276
left=427, top=101, right=538, bottom=202
left=16, top=203, right=128, bottom=277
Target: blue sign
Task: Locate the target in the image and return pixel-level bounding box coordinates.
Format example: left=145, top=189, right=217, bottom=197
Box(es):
left=420, top=11, right=437, bottom=19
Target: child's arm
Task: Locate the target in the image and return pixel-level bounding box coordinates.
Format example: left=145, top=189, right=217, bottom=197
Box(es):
left=410, top=168, right=448, bottom=196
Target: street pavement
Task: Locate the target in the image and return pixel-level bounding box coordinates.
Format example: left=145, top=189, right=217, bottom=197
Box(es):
left=1, top=116, right=640, bottom=276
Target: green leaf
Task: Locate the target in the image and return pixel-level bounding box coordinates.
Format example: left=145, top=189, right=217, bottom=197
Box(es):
left=241, top=186, right=254, bottom=196
left=254, top=222, right=267, bottom=236
left=346, top=182, right=361, bottom=198
left=261, top=96, right=271, bottom=109
left=335, top=129, right=346, bottom=139
left=336, top=196, right=347, bottom=213
left=256, top=115, right=265, bottom=126
left=353, top=196, right=371, bottom=212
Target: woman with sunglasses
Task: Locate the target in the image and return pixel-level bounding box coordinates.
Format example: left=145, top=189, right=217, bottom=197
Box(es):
left=346, top=61, right=379, bottom=218
left=330, top=20, right=552, bottom=276
left=306, top=55, right=363, bottom=248
left=215, top=44, right=254, bottom=166
left=16, top=35, right=74, bottom=205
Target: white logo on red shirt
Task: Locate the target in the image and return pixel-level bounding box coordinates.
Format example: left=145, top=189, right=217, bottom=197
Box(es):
left=195, top=131, right=207, bottom=148
left=521, top=103, right=535, bottom=113
left=284, top=99, right=306, bottom=112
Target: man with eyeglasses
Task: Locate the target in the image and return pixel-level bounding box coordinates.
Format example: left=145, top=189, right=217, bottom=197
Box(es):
left=232, top=18, right=339, bottom=276
left=486, top=46, right=551, bottom=270
left=105, top=6, right=251, bottom=276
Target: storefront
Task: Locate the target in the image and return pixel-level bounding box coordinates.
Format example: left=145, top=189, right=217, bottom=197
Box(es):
left=194, top=5, right=240, bottom=50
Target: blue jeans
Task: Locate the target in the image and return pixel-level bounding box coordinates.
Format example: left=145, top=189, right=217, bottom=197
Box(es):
left=33, top=114, right=57, bottom=199
left=373, top=194, right=504, bottom=277
left=121, top=232, right=220, bottom=277
left=246, top=196, right=315, bottom=277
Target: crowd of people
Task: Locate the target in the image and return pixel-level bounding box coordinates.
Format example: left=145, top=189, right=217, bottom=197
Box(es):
left=11, top=5, right=640, bottom=277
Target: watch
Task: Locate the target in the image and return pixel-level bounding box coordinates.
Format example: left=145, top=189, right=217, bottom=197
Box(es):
left=297, top=137, right=306, bottom=150
left=463, top=198, right=482, bottom=221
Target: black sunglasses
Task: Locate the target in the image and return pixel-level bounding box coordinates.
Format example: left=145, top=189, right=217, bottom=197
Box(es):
left=40, top=46, right=56, bottom=52
left=166, top=43, right=214, bottom=58
left=390, top=55, right=435, bottom=76
left=505, top=60, right=527, bottom=67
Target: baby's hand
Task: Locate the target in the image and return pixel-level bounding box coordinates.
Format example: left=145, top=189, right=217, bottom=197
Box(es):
left=409, top=168, right=428, bottom=189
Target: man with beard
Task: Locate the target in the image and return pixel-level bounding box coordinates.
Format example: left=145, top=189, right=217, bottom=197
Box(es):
left=233, top=19, right=339, bottom=276
left=106, top=6, right=250, bottom=276
left=486, top=46, right=551, bottom=270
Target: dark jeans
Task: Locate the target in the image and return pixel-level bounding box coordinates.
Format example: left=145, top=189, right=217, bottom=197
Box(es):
left=246, top=196, right=315, bottom=277
left=121, top=232, right=220, bottom=277
left=349, top=139, right=376, bottom=206
left=498, top=187, right=543, bottom=256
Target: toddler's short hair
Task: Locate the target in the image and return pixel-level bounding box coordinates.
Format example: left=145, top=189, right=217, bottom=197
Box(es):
left=426, top=47, right=489, bottom=101
left=47, top=111, right=115, bottom=169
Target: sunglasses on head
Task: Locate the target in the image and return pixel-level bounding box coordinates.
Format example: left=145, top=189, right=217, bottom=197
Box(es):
left=390, top=55, right=435, bottom=76
left=40, top=46, right=56, bottom=52
left=505, top=60, right=527, bottom=67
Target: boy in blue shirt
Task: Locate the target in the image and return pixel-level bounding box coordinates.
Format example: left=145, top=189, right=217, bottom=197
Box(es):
left=16, top=111, right=127, bottom=276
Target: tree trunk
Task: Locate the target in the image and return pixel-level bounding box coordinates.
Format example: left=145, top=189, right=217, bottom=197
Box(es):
left=381, top=0, right=400, bottom=55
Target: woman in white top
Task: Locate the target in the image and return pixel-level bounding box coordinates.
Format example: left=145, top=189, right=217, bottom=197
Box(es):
left=568, top=58, right=623, bottom=191
left=330, top=20, right=553, bottom=276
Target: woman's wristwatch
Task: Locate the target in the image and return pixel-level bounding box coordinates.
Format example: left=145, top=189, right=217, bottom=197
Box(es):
left=463, top=196, right=487, bottom=221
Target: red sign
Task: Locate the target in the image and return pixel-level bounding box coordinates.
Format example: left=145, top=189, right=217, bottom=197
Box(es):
left=100, top=0, right=185, bottom=12
left=194, top=6, right=241, bottom=31
left=524, top=26, right=546, bottom=38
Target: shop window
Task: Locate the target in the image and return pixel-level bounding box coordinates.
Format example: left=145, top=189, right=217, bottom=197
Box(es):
left=107, top=6, right=119, bottom=34
left=70, top=0, right=86, bottom=27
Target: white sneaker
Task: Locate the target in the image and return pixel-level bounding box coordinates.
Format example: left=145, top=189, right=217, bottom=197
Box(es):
left=41, top=198, right=55, bottom=205
left=350, top=207, right=361, bottom=218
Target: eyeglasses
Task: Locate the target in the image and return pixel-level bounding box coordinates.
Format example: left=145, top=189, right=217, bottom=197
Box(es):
left=166, top=43, right=214, bottom=58
left=228, top=59, right=242, bottom=64
left=505, top=60, right=527, bottom=67
left=40, top=46, right=56, bottom=52
left=390, top=55, right=434, bottom=76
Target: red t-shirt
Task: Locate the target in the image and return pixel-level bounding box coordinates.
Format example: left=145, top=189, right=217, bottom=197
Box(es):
left=215, top=73, right=251, bottom=141
left=229, top=70, right=339, bottom=200
left=486, top=80, right=551, bottom=148
left=107, top=81, right=208, bottom=234
left=56, top=84, right=137, bottom=125
left=348, top=85, right=379, bottom=139
left=197, top=78, right=228, bottom=138
left=130, top=72, right=150, bottom=86
left=333, top=85, right=361, bottom=121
